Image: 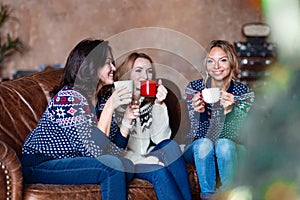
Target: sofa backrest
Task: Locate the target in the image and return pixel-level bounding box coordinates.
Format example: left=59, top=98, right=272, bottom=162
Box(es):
left=0, top=68, right=63, bottom=158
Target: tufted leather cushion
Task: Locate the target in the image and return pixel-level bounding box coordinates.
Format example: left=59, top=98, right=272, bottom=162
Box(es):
left=0, top=68, right=63, bottom=158
left=23, top=178, right=158, bottom=200
left=0, top=68, right=200, bottom=200
left=0, top=140, right=23, bottom=200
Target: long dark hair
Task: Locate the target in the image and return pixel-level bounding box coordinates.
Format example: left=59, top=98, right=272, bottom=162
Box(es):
left=50, top=39, right=112, bottom=100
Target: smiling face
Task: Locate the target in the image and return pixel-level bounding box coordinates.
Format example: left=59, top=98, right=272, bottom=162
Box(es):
left=98, top=56, right=116, bottom=85
left=206, top=47, right=231, bottom=88
left=130, top=57, right=153, bottom=97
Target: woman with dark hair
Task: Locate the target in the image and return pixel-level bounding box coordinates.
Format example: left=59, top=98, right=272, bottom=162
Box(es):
left=184, top=40, right=255, bottom=200
left=96, top=52, right=192, bottom=200
left=21, top=39, right=137, bottom=200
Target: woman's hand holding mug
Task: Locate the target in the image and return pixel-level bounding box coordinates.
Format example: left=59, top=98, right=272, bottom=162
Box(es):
left=140, top=79, right=167, bottom=105
left=155, top=79, right=167, bottom=105
left=220, top=90, right=234, bottom=114
left=192, top=92, right=205, bottom=113
left=110, top=85, right=133, bottom=110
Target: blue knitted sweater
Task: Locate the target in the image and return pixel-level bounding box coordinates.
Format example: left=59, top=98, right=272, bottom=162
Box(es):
left=22, top=86, right=127, bottom=166
left=185, top=79, right=255, bottom=144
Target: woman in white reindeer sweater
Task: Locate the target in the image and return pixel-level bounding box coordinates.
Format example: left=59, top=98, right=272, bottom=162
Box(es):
left=96, top=52, right=191, bottom=200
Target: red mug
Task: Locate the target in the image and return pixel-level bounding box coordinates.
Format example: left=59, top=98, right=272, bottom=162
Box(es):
left=140, top=80, right=158, bottom=97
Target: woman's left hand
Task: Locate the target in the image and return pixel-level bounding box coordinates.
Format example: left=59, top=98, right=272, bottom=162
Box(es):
left=124, top=104, right=140, bottom=121
left=155, top=79, right=168, bottom=104
left=220, top=90, right=234, bottom=114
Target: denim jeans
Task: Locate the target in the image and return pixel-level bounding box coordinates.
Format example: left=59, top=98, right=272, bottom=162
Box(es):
left=184, top=138, right=239, bottom=198
left=22, top=155, right=133, bottom=200
left=135, top=139, right=192, bottom=200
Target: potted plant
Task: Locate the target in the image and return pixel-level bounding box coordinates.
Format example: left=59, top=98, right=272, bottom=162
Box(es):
left=0, top=2, right=23, bottom=79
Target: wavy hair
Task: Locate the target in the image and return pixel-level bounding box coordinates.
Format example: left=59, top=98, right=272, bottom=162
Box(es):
left=205, top=40, right=240, bottom=85
left=115, top=52, right=156, bottom=103
left=115, top=52, right=155, bottom=81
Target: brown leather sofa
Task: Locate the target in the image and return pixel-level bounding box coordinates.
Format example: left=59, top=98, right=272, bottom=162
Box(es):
left=0, top=68, right=200, bottom=200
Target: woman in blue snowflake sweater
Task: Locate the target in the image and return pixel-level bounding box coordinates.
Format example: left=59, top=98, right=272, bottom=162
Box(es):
left=183, top=40, right=255, bottom=200
left=21, top=39, right=139, bottom=200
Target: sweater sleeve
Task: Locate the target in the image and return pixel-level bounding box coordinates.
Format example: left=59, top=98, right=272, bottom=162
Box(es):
left=185, top=82, right=202, bottom=141
left=220, top=88, right=255, bottom=142
left=53, top=89, right=124, bottom=157
left=150, top=103, right=172, bottom=144
left=108, top=119, right=129, bottom=149
left=90, top=127, right=127, bottom=154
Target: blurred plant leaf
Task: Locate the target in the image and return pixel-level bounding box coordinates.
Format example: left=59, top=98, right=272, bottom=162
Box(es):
left=0, top=3, right=11, bottom=28
left=0, top=2, right=23, bottom=64
left=0, top=33, right=23, bottom=63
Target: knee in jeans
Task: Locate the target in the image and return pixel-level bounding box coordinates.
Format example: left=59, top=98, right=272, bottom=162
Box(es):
left=152, top=139, right=180, bottom=155
left=215, top=139, right=236, bottom=157
left=156, top=139, right=177, bottom=150
left=192, top=138, right=214, bottom=159
left=96, top=155, right=124, bottom=171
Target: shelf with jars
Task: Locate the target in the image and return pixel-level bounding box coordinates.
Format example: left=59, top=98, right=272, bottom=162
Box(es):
left=234, top=22, right=276, bottom=91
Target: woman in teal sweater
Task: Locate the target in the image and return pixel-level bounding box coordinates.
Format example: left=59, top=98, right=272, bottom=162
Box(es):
left=184, top=40, right=255, bottom=200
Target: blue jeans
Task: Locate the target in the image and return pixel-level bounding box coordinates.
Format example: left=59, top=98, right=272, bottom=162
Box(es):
left=184, top=138, right=239, bottom=198
left=135, top=139, right=192, bottom=200
left=22, top=155, right=133, bottom=200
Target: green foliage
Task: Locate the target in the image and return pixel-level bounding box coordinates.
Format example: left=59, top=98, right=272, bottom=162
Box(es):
left=0, top=3, right=11, bottom=27
left=0, top=2, right=23, bottom=64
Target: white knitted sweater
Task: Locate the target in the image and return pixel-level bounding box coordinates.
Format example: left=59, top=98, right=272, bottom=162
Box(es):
left=116, top=101, right=171, bottom=165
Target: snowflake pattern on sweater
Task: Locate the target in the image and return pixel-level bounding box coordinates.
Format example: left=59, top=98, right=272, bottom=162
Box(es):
left=22, top=86, right=124, bottom=160
left=185, top=79, right=255, bottom=144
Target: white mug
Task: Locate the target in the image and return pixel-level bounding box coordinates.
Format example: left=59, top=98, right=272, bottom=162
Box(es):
left=202, top=88, right=220, bottom=103
left=114, top=80, right=134, bottom=103
left=114, top=80, right=133, bottom=91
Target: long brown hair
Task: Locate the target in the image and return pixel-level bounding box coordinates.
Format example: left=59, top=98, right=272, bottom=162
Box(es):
left=115, top=52, right=156, bottom=81
left=115, top=52, right=156, bottom=103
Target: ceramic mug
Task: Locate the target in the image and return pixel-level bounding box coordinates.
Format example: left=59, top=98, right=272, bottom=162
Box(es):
left=140, top=80, right=158, bottom=97
left=114, top=80, right=133, bottom=92
left=114, top=80, right=134, bottom=103
left=202, top=88, right=220, bottom=103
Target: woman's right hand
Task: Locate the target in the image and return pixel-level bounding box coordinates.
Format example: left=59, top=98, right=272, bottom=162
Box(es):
left=110, top=85, right=133, bottom=110
left=192, top=91, right=205, bottom=113
left=124, top=103, right=140, bottom=123
left=119, top=102, right=140, bottom=137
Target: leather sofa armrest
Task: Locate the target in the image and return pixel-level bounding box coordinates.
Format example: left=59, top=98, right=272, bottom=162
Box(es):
left=0, top=140, right=23, bottom=200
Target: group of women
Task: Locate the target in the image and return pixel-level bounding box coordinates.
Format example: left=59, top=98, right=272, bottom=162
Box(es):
left=21, top=38, right=254, bottom=200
